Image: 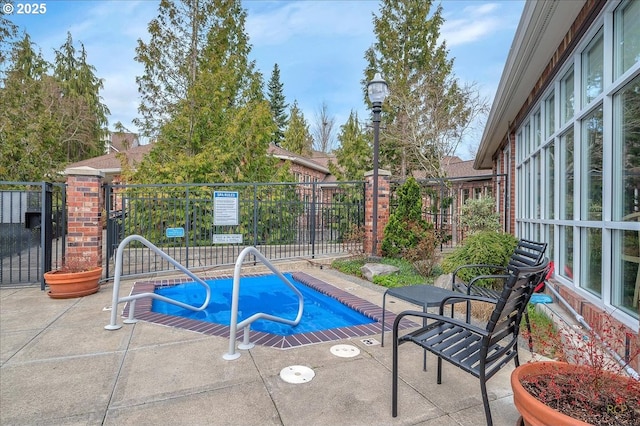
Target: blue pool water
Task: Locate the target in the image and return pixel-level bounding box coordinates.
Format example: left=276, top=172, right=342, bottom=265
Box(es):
left=151, top=273, right=374, bottom=336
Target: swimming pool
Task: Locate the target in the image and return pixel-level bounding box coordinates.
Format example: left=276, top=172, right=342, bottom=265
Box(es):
left=151, top=273, right=375, bottom=335
left=124, top=272, right=415, bottom=349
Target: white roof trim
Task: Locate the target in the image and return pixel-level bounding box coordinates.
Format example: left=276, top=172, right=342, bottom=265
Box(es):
left=475, top=0, right=585, bottom=169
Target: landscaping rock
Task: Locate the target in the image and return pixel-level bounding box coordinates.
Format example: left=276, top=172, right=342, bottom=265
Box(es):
left=360, top=263, right=399, bottom=282
left=434, top=273, right=452, bottom=289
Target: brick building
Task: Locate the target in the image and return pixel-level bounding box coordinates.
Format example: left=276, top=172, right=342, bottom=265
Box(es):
left=475, top=0, right=638, bottom=360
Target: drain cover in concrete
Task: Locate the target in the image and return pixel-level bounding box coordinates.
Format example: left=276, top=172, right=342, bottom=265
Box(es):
left=280, top=365, right=315, bottom=384
left=330, top=344, right=360, bottom=358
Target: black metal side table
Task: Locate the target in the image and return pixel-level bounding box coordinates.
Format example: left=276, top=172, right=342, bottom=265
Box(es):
left=381, top=284, right=460, bottom=369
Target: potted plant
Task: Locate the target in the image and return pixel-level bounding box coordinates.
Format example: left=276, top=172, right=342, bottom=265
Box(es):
left=43, top=255, right=102, bottom=299
left=512, top=311, right=640, bottom=425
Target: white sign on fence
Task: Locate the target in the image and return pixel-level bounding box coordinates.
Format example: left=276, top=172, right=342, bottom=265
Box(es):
left=212, top=234, right=243, bottom=244
left=213, top=191, right=239, bottom=226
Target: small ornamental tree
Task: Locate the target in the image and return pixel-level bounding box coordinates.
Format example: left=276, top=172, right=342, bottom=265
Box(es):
left=382, top=177, right=435, bottom=259
left=441, top=230, right=518, bottom=289
left=518, top=311, right=640, bottom=425
left=460, top=196, right=501, bottom=233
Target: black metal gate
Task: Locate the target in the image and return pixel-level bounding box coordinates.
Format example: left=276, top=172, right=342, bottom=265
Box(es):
left=105, top=181, right=365, bottom=279
left=0, top=182, right=66, bottom=289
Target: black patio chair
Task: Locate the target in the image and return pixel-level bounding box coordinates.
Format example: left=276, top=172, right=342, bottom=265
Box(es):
left=451, top=239, right=547, bottom=298
left=392, top=258, right=550, bottom=426
left=452, top=238, right=547, bottom=349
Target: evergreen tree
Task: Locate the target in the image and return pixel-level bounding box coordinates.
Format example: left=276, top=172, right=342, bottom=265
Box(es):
left=132, top=0, right=279, bottom=184
left=53, top=32, right=109, bottom=161
left=134, top=0, right=207, bottom=140
left=0, top=13, right=18, bottom=73
left=267, top=63, right=288, bottom=145
left=0, top=34, right=56, bottom=180
left=281, top=100, right=313, bottom=156
left=1, top=32, right=110, bottom=181
left=329, top=111, right=371, bottom=181
left=364, top=0, right=488, bottom=178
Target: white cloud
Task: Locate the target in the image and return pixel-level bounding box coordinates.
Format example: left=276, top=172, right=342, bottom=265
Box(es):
left=439, top=2, right=509, bottom=47
left=246, top=1, right=375, bottom=46
left=441, top=16, right=502, bottom=47
left=463, top=3, right=499, bottom=15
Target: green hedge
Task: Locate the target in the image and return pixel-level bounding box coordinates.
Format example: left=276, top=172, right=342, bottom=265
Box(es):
left=441, top=231, right=518, bottom=289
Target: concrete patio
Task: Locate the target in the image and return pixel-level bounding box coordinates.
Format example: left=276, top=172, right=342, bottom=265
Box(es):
left=0, top=263, right=526, bottom=425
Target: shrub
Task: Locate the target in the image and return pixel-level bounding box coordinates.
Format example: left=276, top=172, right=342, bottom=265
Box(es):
left=382, top=177, right=435, bottom=260
left=460, top=196, right=501, bottom=233
left=404, top=223, right=439, bottom=276
left=441, top=231, right=518, bottom=289
left=519, top=311, right=640, bottom=425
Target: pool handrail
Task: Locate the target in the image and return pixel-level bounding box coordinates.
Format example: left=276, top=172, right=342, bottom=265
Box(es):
left=104, top=234, right=212, bottom=331
left=224, top=246, right=304, bottom=360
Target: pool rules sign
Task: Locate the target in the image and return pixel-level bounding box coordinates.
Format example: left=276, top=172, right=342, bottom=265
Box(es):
left=213, top=191, right=242, bottom=244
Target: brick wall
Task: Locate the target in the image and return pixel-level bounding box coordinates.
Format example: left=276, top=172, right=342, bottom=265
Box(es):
left=364, top=170, right=391, bottom=256
left=65, top=167, right=104, bottom=268
left=549, top=280, right=640, bottom=373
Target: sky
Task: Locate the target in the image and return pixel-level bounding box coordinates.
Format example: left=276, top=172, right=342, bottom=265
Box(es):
left=6, top=0, right=525, bottom=160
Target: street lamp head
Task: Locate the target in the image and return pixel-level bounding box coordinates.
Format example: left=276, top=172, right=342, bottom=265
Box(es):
left=367, top=72, right=389, bottom=105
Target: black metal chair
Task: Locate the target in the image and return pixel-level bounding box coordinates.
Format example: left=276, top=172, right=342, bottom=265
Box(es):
left=392, top=258, right=550, bottom=426
left=452, top=238, right=547, bottom=348
left=451, top=239, right=547, bottom=298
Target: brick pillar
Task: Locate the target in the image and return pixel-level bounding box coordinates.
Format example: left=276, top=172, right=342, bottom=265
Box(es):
left=364, top=169, right=391, bottom=257
left=65, top=167, right=104, bottom=268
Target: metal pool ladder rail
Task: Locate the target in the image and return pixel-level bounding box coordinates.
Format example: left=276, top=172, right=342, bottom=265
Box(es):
left=104, top=234, right=212, bottom=331
left=223, top=246, right=304, bottom=360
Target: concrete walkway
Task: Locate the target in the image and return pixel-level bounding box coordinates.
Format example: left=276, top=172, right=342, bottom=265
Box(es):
left=0, top=264, right=525, bottom=425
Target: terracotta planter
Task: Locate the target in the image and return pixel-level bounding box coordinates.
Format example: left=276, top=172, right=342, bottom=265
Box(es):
left=511, top=361, right=592, bottom=426
left=44, top=267, right=102, bottom=299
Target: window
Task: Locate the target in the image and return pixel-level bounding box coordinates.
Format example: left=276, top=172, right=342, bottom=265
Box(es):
left=521, top=160, right=529, bottom=217
left=582, top=227, right=602, bottom=296
left=523, top=122, right=531, bottom=156
left=581, top=105, right=603, bottom=221
left=560, top=130, right=574, bottom=220
left=533, top=154, right=541, bottom=219
left=612, top=74, right=640, bottom=316
left=545, top=142, right=555, bottom=219
left=613, top=230, right=639, bottom=315
left=516, top=129, right=524, bottom=162
left=547, top=224, right=555, bottom=262
left=613, top=74, right=640, bottom=221
left=582, top=30, right=604, bottom=106
left=514, top=1, right=640, bottom=321
left=560, top=226, right=574, bottom=281
left=560, top=68, right=574, bottom=124
left=545, top=94, right=555, bottom=138
left=533, top=110, right=541, bottom=149
left=614, top=0, right=640, bottom=78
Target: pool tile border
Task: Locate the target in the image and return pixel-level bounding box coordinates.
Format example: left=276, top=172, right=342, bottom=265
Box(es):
left=123, top=271, right=416, bottom=349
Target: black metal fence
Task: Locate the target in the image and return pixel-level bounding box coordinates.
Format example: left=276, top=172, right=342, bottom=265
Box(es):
left=389, top=174, right=506, bottom=250
left=105, top=181, right=365, bottom=279
left=0, top=182, right=66, bottom=288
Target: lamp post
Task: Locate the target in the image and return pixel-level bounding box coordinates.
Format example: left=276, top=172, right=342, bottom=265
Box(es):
left=367, top=72, right=388, bottom=257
